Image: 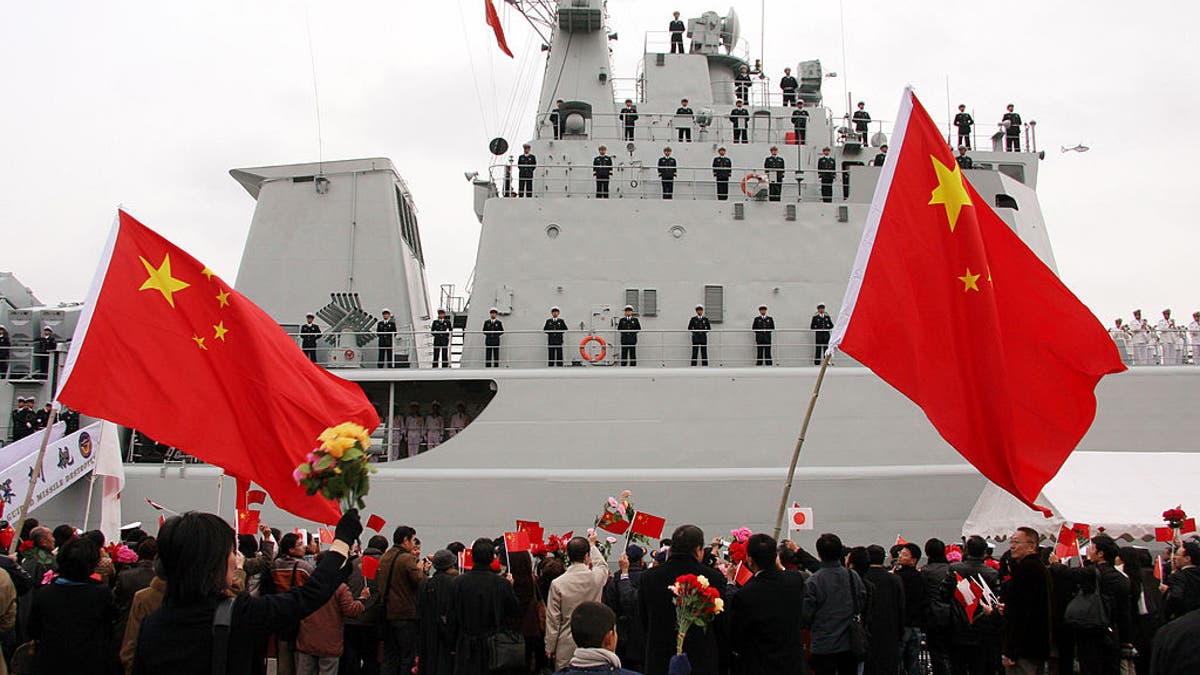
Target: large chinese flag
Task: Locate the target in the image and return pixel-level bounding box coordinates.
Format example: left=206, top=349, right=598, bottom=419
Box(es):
left=830, top=89, right=1124, bottom=515
left=58, top=210, right=380, bottom=524
left=485, top=0, right=514, bottom=58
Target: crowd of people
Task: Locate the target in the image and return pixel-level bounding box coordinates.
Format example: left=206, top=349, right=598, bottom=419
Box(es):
left=1, top=508, right=1196, bottom=675
left=1109, top=310, right=1200, bottom=366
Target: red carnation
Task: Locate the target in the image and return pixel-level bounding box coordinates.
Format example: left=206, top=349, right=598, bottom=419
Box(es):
left=728, top=541, right=747, bottom=564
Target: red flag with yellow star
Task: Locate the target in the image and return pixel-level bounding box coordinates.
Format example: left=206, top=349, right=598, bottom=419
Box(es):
left=830, top=88, right=1124, bottom=515
left=57, top=210, right=379, bottom=524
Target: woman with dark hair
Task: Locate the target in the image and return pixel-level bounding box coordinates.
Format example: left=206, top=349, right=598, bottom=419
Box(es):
left=1119, top=546, right=1162, bottom=675
left=27, top=536, right=118, bottom=675
left=450, top=537, right=520, bottom=674
left=130, top=509, right=362, bottom=675
left=508, top=551, right=546, bottom=673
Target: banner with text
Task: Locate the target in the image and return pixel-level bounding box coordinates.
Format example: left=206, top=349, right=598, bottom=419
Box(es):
left=0, top=422, right=106, bottom=523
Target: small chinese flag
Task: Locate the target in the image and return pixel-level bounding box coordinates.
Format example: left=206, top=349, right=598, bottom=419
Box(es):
left=1054, top=523, right=1079, bottom=559
left=247, top=490, right=268, bottom=506
left=361, top=555, right=381, bottom=580
left=895, top=535, right=908, bottom=546
left=157, top=514, right=165, bottom=529
left=319, top=528, right=335, bottom=545
left=598, top=511, right=631, bottom=535
left=458, top=548, right=474, bottom=571
left=516, top=520, right=545, bottom=545
left=504, top=531, right=531, bottom=554
left=1071, top=523, right=1091, bottom=541
left=1183, top=518, right=1197, bottom=535
left=1155, top=527, right=1176, bottom=543
left=830, top=88, right=1125, bottom=516
left=630, top=512, right=667, bottom=539
left=734, top=562, right=753, bottom=586
left=366, top=514, right=387, bottom=533
left=1153, top=555, right=1163, bottom=581
left=236, top=509, right=260, bottom=536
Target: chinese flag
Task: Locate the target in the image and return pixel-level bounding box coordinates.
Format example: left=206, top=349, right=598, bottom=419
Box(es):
left=517, top=520, right=545, bottom=545
left=319, top=528, right=335, bottom=545
left=236, top=509, right=260, bottom=536
left=734, top=562, right=753, bottom=586
left=247, top=490, right=267, bottom=506
left=57, top=210, right=380, bottom=524
left=1155, top=527, right=1175, bottom=543
left=504, top=531, right=531, bottom=554
left=1053, top=523, right=1079, bottom=559
left=484, top=0, right=513, bottom=57
left=366, top=514, right=387, bottom=533
left=598, top=511, right=631, bottom=535
left=1183, top=518, right=1197, bottom=534
left=831, top=89, right=1125, bottom=515
left=361, top=555, right=381, bottom=580
left=630, top=512, right=667, bottom=539
left=1153, top=555, right=1163, bottom=581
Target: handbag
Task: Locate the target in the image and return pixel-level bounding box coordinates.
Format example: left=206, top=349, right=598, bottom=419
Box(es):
left=1064, top=567, right=1110, bottom=631
left=487, top=584, right=525, bottom=672
left=842, top=567, right=870, bottom=659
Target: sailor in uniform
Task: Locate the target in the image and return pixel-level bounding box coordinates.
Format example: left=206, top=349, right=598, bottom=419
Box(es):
left=779, top=67, right=798, bottom=107
left=390, top=412, right=405, bottom=460
left=1158, top=309, right=1182, bottom=365
left=0, top=324, right=8, bottom=379
left=712, top=147, right=732, bottom=201
left=593, top=146, right=613, bottom=199
left=734, top=65, right=752, bottom=106
left=517, top=144, right=536, bottom=198
left=955, top=146, right=973, bottom=169
left=753, top=304, right=775, bottom=366
left=544, top=306, right=568, bottom=366
left=1128, top=309, right=1150, bottom=365
left=35, top=402, right=52, bottom=430
left=657, top=147, right=677, bottom=200
left=33, top=327, right=56, bottom=378
left=300, top=313, right=320, bottom=363
left=425, top=401, right=445, bottom=450
left=688, top=304, right=711, bottom=366
left=1002, top=104, right=1022, bottom=152
left=448, top=401, right=471, bottom=438
left=12, top=397, right=36, bottom=441
left=1188, top=312, right=1200, bottom=365
left=617, top=304, right=641, bottom=366
left=852, top=101, right=871, bottom=146
left=954, top=104, right=974, bottom=149
left=1109, top=318, right=1131, bottom=364
left=817, top=147, right=837, bottom=203
left=376, top=309, right=396, bottom=368
left=483, top=308, right=504, bottom=367
left=620, top=99, right=639, bottom=140
left=676, top=99, right=694, bottom=142
left=403, top=402, right=424, bottom=458
left=549, top=99, right=565, bottom=139
left=811, top=304, right=834, bottom=364
left=431, top=309, right=452, bottom=368
left=791, top=101, right=809, bottom=145
left=669, top=12, right=685, bottom=54
left=872, top=144, right=889, bottom=167
left=729, top=100, right=750, bottom=144
left=764, top=146, right=785, bottom=201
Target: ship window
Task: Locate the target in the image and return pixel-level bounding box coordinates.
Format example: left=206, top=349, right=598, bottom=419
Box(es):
left=997, top=164, right=1026, bottom=184
left=395, top=187, right=426, bottom=265
left=994, top=194, right=1019, bottom=210
left=704, top=285, right=724, bottom=323
left=292, top=176, right=315, bottom=183
left=641, top=289, right=658, bottom=316
left=625, top=289, right=639, bottom=313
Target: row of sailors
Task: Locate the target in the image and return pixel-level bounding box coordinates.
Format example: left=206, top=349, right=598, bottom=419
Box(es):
left=390, top=401, right=472, bottom=458
left=1110, top=309, right=1200, bottom=365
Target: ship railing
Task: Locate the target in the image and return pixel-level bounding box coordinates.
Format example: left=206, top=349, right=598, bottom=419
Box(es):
left=1109, top=329, right=1199, bottom=367
left=0, top=348, right=57, bottom=382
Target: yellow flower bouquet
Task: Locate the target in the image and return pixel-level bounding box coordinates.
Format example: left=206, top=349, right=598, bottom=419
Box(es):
left=293, top=422, right=376, bottom=510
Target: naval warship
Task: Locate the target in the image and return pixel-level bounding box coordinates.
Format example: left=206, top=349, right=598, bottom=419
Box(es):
left=6, top=1, right=1199, bottom=547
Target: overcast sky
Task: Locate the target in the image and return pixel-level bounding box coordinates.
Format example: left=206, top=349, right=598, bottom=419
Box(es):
left=3, top=1, right=1196, bottom=326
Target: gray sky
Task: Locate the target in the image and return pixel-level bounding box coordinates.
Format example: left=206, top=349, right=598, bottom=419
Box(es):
left=3, top=1, right=1196, bottom=326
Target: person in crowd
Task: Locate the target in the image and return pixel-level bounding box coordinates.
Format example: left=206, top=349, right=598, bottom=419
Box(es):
left=549, top=99, right=565, bottom=140
left=431, top=309, right=452, bottom=368
left=955, top=146, right=973, bottom=169
left=639, top=524, right=725, bottom=675
left=729, top=532, right=808, bottom=675
left=1162, top=540, right=1200, bottom=620
left=688, top=305, right=711, bottom=367
left=0, top=324, right=9, bottom=379
left=894, top=543, right=926, bottom=675
left=792, top=100, right=809, bottom=145
left=547, top=533, right=611, bottom=670
left=1063, top=534, right=1133, bottom=674
left=300, top=313, right=321, bottom=363
left=517, top=144, right=537, bottom=198
left=606, top=546, right=648, bottom=672
left=121, top=560, right=165, bottom=675
left=863, top=544, right=904, bottom=675
left=669, top=12, right=685, bottom=54
left=852, top=102, right=871, bottom=146
left=1118, top=546, right=1162, bottom=675
left=425, top=402, right=445, bottom=451
left=450, top=538, right=520, bottom=673
left=620, top=99, right=639, bottom=140
left=752, top=304, right=774, bottom=366
left=416, top=549, right=459, bottom=675
left=1149, top=605, right=1200, bottom=675
left=376, top=309, right=396, bottom=369
left=377, top=525, right=430, bottom=675
left=801, top=533, right=866, bottom=675
left=33, top=326, right=56, bottom=379
left=780, top=67, right=798, bottom=106
left=712, top=147, right=732, bottom=201
left=676, top=99, right=694, bottom=142
left=617, top=305, right=641, bottom=366
left=954, top=104, right=974, bottom=149
left=114, top=538, right=158, bottom=664
left=483, top=308, right=504, bottom=367
left=817, top=147, right=837, bottom=203
left=922, top=538, right=954, bottom=675
left=730, top=100, right=749, bottom=144
left=19, top=526, right=56, bottom=584
left=448, top=401, right=471, bottom=438
left=1000, top=527, right=1052, bottom=675
left=811, top=304, right=834, bottom=364
left=734, top=65, right=752, bottom=106
left=657, top=147, right=678, bottom=200
left=764, top=146, right=785, bottom=201
left=593, top=146, right=613, bottom=199
left=941, top=536, right=1001, bottom=675
left=340, top=534, right=388, bottom=675
left=1002, top=104, right=1022, bottom=152
left=295, top=552, right=369, bottom=675
left=0, top=562, right=16, bottom=675
left=271, top=531, right=317, bottom=675
left=557, top=602, right=641, bottom=675
left=872, top=144, right=888, bottom=167
left=27, top=537, right=117, bottom=675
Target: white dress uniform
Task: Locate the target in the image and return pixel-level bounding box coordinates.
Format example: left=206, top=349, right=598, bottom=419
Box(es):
left=1188, top=318, right=1200, bottom=365
left=425, top=412, right=445, bottom=449
left=391, top=414, right=405, bottom=461
left=1109, top=322, right=1131, bottom=364
left=448, top=411, right=470, bottom=437
left=1157, top=317, right=1182, bottom=365
left=1129, top=316, right=1150, bottom=365
left=403, top=413, right=424, bottom=457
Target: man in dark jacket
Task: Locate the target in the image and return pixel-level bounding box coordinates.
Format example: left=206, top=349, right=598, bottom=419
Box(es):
left=450, top=539, right=519, bottom=674
left=377, top=525, right=430, bottom=675
left=342, top=535, right=388, bottom=675
left=801, top=533, right=866, bottom=675
left=940, top=536, right=1001, bottom=675
left=893, top=543, right=925, bottom=675
left=638, top=524, right=726, bottom=675
left=376, top=310, right=396, bottom=368
left=863, top=545, right=904, bottom=675
left=922, top=539, right=953, bottom=675
left=617, top=305, right=641, bottom=366
left=688, top=306, right=711, bottom=367
left=729, top=533, right=807, bottom=675
left=1150, top=607, right=1200, bottom=675
left=1063, top=535, right=1132, bottom=675
left=752, top=305, right=774, bottom=366
left=416, top=550, right=458, bottom=675
left=1163, top=540, right=1200, bottom=620
left=1000, top=527, right=1052, bottom=674
left=604, top=546, right=648, bottom=671
left=544, top=307, right=568, bottom=367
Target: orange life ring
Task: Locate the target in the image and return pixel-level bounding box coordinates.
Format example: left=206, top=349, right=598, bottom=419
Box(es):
left=741, top=173, right=766, bottom=196
left=579, top=335, right=607, bottom=363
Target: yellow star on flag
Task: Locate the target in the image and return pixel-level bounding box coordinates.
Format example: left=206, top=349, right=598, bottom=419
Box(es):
left=213, top=321, right=229, bottom=342
left=192, top=335, right=207, bottom=350
left=928, top=156, right=973, bottom=232
left=958, top=268, right=982, bottom=292
left=139, top=254, right=191, bottom=308
left=215, top=289, right=231, bottom=307
left=201, top=267, right=215, bottom=281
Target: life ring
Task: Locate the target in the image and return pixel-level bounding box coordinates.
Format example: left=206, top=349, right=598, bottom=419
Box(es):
left=579, top=335, right=607, bottom=363
left=741, top=173, right=766, bottom=197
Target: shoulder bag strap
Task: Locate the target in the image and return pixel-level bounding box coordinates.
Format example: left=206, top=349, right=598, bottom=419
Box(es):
left=211, top=596, right=236, bottom=675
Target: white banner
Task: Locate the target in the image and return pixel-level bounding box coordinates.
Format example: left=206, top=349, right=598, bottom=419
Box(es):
left=0, top=421, right=109, bottom=525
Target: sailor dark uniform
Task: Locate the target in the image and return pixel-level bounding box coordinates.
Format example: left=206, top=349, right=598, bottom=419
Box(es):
left=753, top=314, right=775, bottom=365
left=34, top=407, right=50, bottom=430
left=33, top=333, right=56, bottom=378
left=431, top=318, right=453, bottom=368
left=544, top=316, right=567, bottom=366
left=954, top=111, right=974, bottom=149
left=712, top=155, right=732, bottom=201
left=955, top=153, right=974, bottom=170
left=811, top=312, right=834, bottom=364
left=669, top=19, right=685, bottom=53
left=852, top=108, right=871, bottom=145
left=764, top=154, right=785, bottom=201
left=657, top=156, right=677, bottom=199
left=730, top=106, right=749, bottom=144
left=593, top=154, right=613, bottom=198
left=12, top=407, right=35, bottom=441
left=791, top=108, right=809, bottom=145
left=299, top=322, right=321, bottom=363
left=517, top=152, right=537, bottom=198
left=780, top=75, right=799, bottom=107
left=620, top=105, right=639, bottom=140
left=483, top=318, right=504, bottom=367
left=817, top=155, right=837, bottom=203
left=617, top=316, right=641, bottom=366
left=549, top=105, right=563, bottom=139
left=376, top=318, right=396, bottom=368
left=676, top=106, right=694, bottom=142
left=0, top=330, right=11, bottom=378
left=734, top=71, right=752, bottom=106
left=872, top=152, right=887, bottom=167
left=1003, top=111, right=1022, bottom=151
left=688, top=315, right=711, bottom=366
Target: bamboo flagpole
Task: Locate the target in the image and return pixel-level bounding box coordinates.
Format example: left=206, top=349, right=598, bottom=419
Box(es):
left=772, top=350, right=834, bottom=540
left=9, top=410, right=58, bottom=555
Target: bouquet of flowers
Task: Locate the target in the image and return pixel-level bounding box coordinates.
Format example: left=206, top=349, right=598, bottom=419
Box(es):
left=538, top=532, right=574, bottom=567
left=294, top=422, right=376, bottom=510
left=596, top=489, right=655, bottom=546
left=670, top=574, right=723, bottom=655
left=1163, top=505, right=1188, bottom=530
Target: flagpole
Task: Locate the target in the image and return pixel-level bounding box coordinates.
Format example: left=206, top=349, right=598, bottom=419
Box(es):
left=81, top=472, right=98, bottom=531
left=772, top=351, right=833, bottom=540
left=10, top=411, right=57, bottom=555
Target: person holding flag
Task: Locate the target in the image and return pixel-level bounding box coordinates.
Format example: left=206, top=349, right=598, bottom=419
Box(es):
left=940, top=535, right=1001, bottom=674
left=546, top=532, right=610, bottom=670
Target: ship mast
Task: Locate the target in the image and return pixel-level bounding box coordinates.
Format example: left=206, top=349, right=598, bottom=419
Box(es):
left=504, top=0, right=557, bottom=44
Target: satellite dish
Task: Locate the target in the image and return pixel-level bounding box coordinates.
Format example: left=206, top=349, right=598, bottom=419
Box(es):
left=489, top=137, right=509, bottom=156
left=721, top=7, right=741, bottom=52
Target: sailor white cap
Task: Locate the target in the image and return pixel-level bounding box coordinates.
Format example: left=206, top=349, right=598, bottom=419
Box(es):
left=381, top=308, right=392, bottom=314
left=489, top=306, right=499, bottom=313
left=305, top=312, right=315, bottom=317
left=550, top=306, right=560, bottom=312
left=436, top=308, right=446, bottom=313
left=695, top=304, right=704, bottom=310
left=759, top=304, right=768, bottom=310
left=624, top=304, right=634, bottom=311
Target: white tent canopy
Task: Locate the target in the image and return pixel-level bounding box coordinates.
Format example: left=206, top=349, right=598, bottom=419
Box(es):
left=963, top=451, right=1197, bottom=543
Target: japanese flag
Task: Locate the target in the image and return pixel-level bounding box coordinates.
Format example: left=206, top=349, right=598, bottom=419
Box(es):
left=787, top=507, right=813, bottom=532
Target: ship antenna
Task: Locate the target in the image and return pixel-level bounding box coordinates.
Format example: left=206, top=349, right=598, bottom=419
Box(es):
left=838, top=0, right=849, bottom=119
left=303, top=1, right=324, bottom=175
left=760, top=0, right=766, bottom=72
